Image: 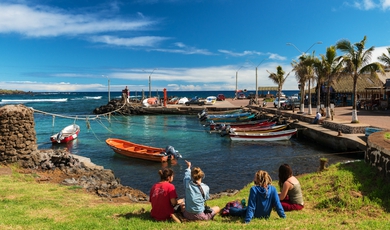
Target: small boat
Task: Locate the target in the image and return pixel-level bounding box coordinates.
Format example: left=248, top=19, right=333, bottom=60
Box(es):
left=50, top=124, right=80, bottom=144
left=209, top=120, right=274, bottom=130
left=207, top=114, right=256, bottom=123
left=106, top=138, right=182, bottom=162
left=229, top=128, right=297, bottom=141
left=229, top=124, right=287, bottom=133
left=206, top=112, right=252, bottom=119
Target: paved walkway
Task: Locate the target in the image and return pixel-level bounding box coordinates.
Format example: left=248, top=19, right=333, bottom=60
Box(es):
left=226, top=98, right=390, bottom=130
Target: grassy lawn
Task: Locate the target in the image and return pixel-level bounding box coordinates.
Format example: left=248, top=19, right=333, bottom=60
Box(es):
left=1, top=160, right=390, bottom=229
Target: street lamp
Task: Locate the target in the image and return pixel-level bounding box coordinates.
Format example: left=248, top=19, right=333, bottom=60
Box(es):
left=286, top=41, right=322, bottom=114
left=144, top=68, right=157, bottom=98
left=235, top=66, right=243, bottom=99
left=255, top=58, right=267, bottom=104
left=286, top=41, right=322, bottom=55
left=103, top=75, right=110, bottom=102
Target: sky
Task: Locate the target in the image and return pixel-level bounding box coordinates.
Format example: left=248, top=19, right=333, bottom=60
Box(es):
left=1, top=0, right=390, bottom=93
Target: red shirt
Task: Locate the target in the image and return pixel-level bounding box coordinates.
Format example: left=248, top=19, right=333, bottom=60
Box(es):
left=149, top=181, right=178, bottom=221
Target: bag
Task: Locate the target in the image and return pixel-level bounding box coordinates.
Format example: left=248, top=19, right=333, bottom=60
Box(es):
left=221, top=200, right=243, bottom=216
left=204, top=205, right=213, bottom=214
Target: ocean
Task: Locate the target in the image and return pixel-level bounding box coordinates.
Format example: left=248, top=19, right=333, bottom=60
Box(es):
left=0, top=90, right=355, bottom=197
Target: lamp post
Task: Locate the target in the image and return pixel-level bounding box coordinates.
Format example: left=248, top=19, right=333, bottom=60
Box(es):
left=255, top=58, right=267, bottom=104
left=144, top=68, right=157, bottom=98
left=235, top=66, right=243, bottom=99
left=286, top=41, right=322, bottom=114
left=103, top=75, right=110, bottom=102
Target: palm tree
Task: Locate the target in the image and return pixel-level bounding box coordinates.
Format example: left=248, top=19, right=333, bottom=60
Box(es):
left=314, top=46, right=343, bottom=118
left=378, top=47, right=390, bottom=69
left=336, top=36, right=385, bottom=123
left=292, top=55, right=311, bottom=113
left=267, top=66, right=289, bottom=109
left=303, top=52, right=317, bottom=115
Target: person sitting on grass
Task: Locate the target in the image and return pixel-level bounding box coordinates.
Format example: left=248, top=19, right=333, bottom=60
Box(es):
left=278, top=164, right=304, bottom=211
left=182, top=160, right=220, bottom=221
left=149, top=168, right=183, bottom=222
left=228, top=170, right=286, bottom=223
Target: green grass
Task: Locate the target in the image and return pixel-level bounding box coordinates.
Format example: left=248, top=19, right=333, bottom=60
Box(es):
left=1, top=161, right=390, bottom=229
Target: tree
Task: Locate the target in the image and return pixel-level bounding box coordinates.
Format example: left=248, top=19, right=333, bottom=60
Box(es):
left=314, top=46, right=343, bottom=118
left=336, top=36, right=385, bottom=123
left=292, top=55, right=311, bottom=113
left=378, top=47, right=390, bottom=69
left=267, top=66, right=289, bottom=109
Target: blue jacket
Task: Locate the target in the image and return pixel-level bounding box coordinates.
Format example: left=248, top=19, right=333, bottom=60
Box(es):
left=183, top=168, right=210, bottom=214
left=245, top=185, right=285, bottom=223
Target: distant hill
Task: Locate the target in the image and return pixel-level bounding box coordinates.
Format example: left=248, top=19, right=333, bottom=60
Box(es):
left=0, top=89, right=31, bottom=95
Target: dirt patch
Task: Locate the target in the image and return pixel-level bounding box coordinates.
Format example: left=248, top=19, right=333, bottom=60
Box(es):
left=0, top=167, right=12, bottom=175
left=8, top=167, right=147, bottom=204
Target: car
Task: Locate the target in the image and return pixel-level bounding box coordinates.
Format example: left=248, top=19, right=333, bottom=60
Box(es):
left=237, top=92, right=246, bottom=99
left=185, top=97, right=205, bottom=106
left=273, top=97, right=287, bottom=108
left=246, top=93, right=256, bottom=100
left=216, top=94, right=225, bottom=101
left=205, top=96, right=217, bottom=105
left=283, top=98, right=300, bottom=110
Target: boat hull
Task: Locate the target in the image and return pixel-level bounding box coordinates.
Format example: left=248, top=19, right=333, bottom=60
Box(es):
left=50, top=124, right=80, bottom=144
left=106, top=138, right=171, bottom=162
left=230, top=124, right=287, bottom=133
left=229, top=129, right=297, bottom=141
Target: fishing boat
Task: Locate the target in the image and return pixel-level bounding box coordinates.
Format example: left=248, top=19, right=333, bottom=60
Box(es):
left=229, top=128, right=297, bottom=141
left=206, top=114, right=256, bottom=123
left=229, top=124, right=288, bottom=133
left=50, top=124, right=80, bottom=144
left=105, top=138, right=181, bottom=162
left=208, top=120, right=274, bottom=131
left=205, top=112, right=251, bottom=119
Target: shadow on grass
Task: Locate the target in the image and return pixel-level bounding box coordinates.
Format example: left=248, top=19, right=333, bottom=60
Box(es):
left=114, top=208, right=151, bottom=221
left=326, top=161, right=390, bottom=212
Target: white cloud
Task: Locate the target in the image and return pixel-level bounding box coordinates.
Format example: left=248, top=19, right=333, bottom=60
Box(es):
left=0, top=3, right=155, bottom=37
left=89, top=35, right=169, bottom=47
left=350, top=0, right=390, bottom=10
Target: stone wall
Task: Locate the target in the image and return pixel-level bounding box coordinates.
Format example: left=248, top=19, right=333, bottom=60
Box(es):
left=366, top=131, right=390, bottom=179
left=0, top=104, right=38, bottom=164
left=0, top=104, right=147, bottom=201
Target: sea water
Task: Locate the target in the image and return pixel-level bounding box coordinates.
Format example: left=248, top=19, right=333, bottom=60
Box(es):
left=0, top=91, right=355, bottom=197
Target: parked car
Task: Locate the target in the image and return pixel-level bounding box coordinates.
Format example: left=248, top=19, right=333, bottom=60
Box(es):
left=247, top=93, right=256, bottom=100
left=185, top=97, right=205, bottom=106
left=273, top=97, right=287, bottom=108
left=283, top=98, right=300, bottom=110
left=205, top=96, right=217, bottom=105
left=237, top=92, right=246, bottom=99
left=216, top=94, right=226, bottom=101
left=178, top=97, right=189, bottom=104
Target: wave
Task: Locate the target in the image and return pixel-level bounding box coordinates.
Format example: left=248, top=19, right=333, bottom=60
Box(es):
left=70, top=96, right=102, bottom=101
left=1, top=98, right=68, bottom=104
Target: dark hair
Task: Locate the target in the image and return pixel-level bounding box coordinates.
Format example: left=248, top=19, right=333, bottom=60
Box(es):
left=158, top=168, right=174, bottom=181
left=278, top=164, right=293, bottom=189
left=191, top=167, right=205, bottom=181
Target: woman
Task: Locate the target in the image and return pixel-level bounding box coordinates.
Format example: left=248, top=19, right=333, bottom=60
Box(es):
left=182, top=160, right=220, bottom=220
left=278, top=164, right=304, bottom=211
left=149, top=168, right=182, bottom=221
left=244, top=170, right=285, bottom=223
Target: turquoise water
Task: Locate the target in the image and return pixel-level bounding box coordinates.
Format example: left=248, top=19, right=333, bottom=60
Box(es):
left=1, top=91, right=354, bottom=197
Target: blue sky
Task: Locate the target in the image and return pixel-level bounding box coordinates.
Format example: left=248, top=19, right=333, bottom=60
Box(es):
left=1, top=0, right=390, bottom=93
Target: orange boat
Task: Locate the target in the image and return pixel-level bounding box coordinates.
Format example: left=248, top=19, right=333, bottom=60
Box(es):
left=105, top=138, right=181, bottom=162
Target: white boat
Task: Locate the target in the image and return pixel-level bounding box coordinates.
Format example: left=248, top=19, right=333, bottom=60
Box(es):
left=229, top=128, right=297, bottom=141
left=205, top=96, right=217, bottom=105
left=50, top=124, right=80, bottom=144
